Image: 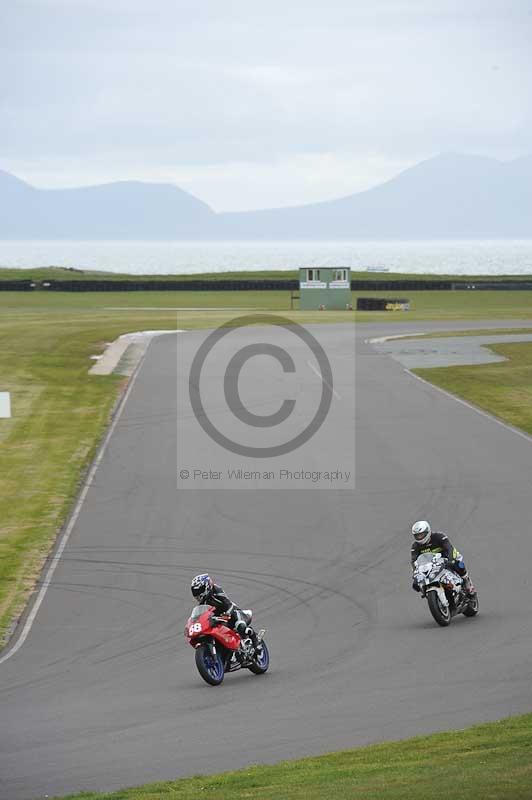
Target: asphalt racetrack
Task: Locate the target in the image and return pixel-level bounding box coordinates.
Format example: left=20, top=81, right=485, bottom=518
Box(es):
left=1, top=320, right=532, bottom=799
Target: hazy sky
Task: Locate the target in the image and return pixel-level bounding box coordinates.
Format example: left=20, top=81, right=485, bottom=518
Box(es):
left=2, top=0, right=531, bottom=210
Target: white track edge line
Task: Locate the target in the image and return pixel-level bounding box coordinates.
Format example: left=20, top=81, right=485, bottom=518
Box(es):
left=307, top=359, right=342, bottom=400
left=405, top=368, right=532, bottom=445
left=0, top=344, right=151, bottom=666
left=365, top=332, right=420, bottom=345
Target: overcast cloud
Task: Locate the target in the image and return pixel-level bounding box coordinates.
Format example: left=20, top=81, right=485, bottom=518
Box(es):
left=1, top=0, right=531, bottom=210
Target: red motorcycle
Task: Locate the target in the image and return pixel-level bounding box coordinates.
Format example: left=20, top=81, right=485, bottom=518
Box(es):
left=185, top=604, right=269, bottom=686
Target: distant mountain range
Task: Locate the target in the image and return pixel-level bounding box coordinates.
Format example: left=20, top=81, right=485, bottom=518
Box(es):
left=1, top=153, right=531, bottom=239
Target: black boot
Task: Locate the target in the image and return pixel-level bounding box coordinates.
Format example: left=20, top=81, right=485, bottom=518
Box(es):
left=247, top=627, right=260, bottom=652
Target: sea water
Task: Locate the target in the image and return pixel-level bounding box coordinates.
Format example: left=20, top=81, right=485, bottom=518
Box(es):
left=1, top=239, right=531, bottom=275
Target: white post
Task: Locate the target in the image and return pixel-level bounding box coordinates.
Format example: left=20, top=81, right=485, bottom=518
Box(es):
left=0, top=392, right=11, bottom=418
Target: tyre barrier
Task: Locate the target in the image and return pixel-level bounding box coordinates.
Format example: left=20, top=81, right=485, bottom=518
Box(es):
left=357, top=297, right=410, bottom=311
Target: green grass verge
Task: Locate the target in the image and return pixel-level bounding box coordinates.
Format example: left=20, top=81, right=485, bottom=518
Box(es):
left=415, top=341, right=532, bottom=435
left=52, top=713, right=532, bottom=799
left=0, top=288, right=532, bottom=319
left=404, top=327, right=532, bottom=339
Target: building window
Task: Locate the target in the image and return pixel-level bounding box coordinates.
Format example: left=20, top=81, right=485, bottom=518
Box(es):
left=334, top=269, right=347, bottom=282
left=307, top=269, right=321, bottom=281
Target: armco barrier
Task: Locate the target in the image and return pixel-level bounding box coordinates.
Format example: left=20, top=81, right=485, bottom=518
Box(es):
left=2, top=278, right=531, bottom=292
left=41, top=278, right=453, bottom=291
left=452, top=282, right=532, bottom=290
left=41, top=279, right=532, bottom=292
left=42, top=279, right=300, bottom=291
left=0, top=280, right=35, bottom=291
left=351, top=280, right=451, bottom=291
left=353, top=280, right=532, bottom=290
left=36, top=278, right=464, bottom=291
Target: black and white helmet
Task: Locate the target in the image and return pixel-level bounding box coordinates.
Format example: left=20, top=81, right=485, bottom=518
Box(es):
left=412, top=520, right=431, bottom=545
left=191, top=573, right=213, bottom=602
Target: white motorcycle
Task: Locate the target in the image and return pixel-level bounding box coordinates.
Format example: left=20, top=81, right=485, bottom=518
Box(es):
left=413, top=553, right=479, bottom=627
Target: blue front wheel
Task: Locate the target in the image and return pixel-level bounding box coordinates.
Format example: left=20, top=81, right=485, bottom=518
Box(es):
left=195, top=643, right=225, bottom=685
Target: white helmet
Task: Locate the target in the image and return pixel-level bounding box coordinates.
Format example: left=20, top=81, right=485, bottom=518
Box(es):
left=412, top=520, right=431, bottom=545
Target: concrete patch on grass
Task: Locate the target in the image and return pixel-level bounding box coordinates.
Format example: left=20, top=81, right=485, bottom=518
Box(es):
left=89, top=330, right=182, bottom=376
left=371, top=333, right=532, bottom=369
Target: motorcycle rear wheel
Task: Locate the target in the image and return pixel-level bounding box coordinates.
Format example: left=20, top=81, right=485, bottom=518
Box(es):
left=195, top=643, right=225, bottom=686
left=463, top=593, right=479, bottom=617
left=248, top=640, right=270, bottom=675
left=427, top=590, right=451, bottom=627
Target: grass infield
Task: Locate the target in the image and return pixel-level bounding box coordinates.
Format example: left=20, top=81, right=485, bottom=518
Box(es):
left=0, top=287, right=532, bottom=319
left=51, top=714, right=532, bottom=799
left=414, top=340, right=532, bottom=435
